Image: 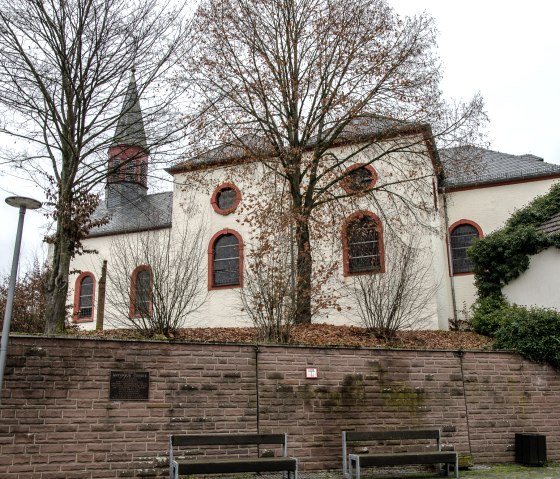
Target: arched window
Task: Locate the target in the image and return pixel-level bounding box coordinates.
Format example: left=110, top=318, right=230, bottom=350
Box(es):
left=342, top=212, right=385, bottom=275
left=130, top=265, right=152, bottom=317
left=449, top=220, right=483, bottom=275
left=208, top=229, right=244, bottom=289
left=73, top=272, right=95, bottom=322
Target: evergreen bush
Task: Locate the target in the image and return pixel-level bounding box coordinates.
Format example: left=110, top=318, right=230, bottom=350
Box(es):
left=470, top=295, right=513, bottom=337
left=494, top=307, right=560, bottom=369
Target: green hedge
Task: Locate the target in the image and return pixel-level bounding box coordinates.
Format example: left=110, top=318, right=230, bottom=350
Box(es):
left=493, top=306, right=560, bottom=369
left=470, top=295, right=560, bottom=369
left=470, top=295, right=516, bottom=337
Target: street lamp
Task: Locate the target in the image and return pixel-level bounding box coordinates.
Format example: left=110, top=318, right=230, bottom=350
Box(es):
left=0, top=195, right=42, bottom=404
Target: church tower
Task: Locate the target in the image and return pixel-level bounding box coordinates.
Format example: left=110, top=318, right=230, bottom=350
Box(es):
left=105, top=70, right=149, bottom=208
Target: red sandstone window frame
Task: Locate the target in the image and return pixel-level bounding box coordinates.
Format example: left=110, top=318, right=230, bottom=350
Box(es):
left=448, top=219, right=484, bottom=276
left=342, top=211, right=385, bottom=276
left=211, top=182, right=242, bottom=215
left=72, top=272, right=96, bottom=323
left=208, top=228, right=244, bottom=290
left=129, top=264, right=153, bottom=318
left=340, top=163, right=378, bottom=194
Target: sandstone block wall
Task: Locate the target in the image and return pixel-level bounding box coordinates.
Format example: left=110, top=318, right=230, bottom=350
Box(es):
left=0, top=336, right=558, bottom=478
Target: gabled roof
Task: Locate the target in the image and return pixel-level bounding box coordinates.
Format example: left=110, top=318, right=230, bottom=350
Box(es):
left=440, top=146, right=560, bottom=189
left=88, top=191, right=172, bottom=237
left=111, top=70, right=148, bottom=150
left=168, top=114, right=436, bottom=174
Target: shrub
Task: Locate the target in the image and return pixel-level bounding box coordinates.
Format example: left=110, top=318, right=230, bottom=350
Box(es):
left=494, top=307, right=560, bottom=369
left=470, top=295, right=515, bottom=337
left=0, top=262, right=48, bottom=334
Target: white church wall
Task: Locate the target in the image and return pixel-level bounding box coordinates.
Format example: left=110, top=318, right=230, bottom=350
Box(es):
left=70, top=134, right=451, bottom=331
left=68, top=228, right=173, bottom=331
left=171, top=135, right=446, bottom=330
left=503, top=247, right=560, bottom=310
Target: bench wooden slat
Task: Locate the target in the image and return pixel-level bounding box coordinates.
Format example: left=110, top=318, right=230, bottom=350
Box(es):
left=171, top=433, right=286, bottom=447
left=170, top=433, right=298, bottom=479
left=345, top=429, right=440, bottom=442
left=343, top=429, right=458, bottom=479
left=351, top=452, right=457, bottom=467
left=177, top=457, right=297, bottom=475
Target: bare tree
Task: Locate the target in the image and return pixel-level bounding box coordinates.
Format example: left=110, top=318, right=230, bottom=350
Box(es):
left=105, top=208, right=207, bottom=337
left=240, top=236, right=296, bottom=343
left=0, top=0, right=188, bottom=333
left=237, top=169, right=341, bottom=341
left=182, top=0, right=486, bottom=324
left=349, top=232, right=440, bottom=340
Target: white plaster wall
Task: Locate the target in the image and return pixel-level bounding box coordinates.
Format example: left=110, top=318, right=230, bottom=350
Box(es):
left=70, top=135, right=448, bottom=330
left=68, top=229, right=174, bottom=331
left=503, top=248, right=560, bottom=310
left=68, top=233, right=121, bottom=331
left=444, top=178, right=559, bottom=318
left=172, top=164, right=257, bottom=328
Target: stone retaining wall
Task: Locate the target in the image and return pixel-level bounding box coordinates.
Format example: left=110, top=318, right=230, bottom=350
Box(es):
left=1, top=336, right=559, bottom=478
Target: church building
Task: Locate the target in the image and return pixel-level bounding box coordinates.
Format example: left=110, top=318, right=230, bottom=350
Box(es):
left=68, top=73, right=560, bottom=332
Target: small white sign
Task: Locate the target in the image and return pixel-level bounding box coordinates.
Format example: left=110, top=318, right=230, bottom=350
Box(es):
left=305, top=367, right=318, bottom=379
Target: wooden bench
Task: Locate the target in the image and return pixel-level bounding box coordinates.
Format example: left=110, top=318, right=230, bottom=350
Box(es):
left=342, top=429, right=458, bottom=479
left=169, top=433, right=298, bottom=479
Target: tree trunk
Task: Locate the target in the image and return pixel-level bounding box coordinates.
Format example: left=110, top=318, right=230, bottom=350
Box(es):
left=294, top=216, right=312, bottom=324
left=44, top=220, right=72, bottom=334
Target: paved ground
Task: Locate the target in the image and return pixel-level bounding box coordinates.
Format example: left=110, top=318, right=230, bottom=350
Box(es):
left=206, top=464, right=560, bottom=479
left=293, top=464, right=560, bottom=479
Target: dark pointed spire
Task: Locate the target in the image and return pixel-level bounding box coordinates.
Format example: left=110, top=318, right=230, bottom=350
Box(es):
left=112, top=69, right=148, bottom=151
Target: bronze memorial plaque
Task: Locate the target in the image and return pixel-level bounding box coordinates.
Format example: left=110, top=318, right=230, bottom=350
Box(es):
left=110, top=371, right=149, bottom=401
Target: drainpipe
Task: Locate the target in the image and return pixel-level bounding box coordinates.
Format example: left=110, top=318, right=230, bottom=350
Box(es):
left=442, top=190, right=458, bottom=326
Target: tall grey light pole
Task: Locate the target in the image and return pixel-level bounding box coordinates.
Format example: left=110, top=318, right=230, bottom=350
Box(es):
left=0, top=196, right=41, bottom=405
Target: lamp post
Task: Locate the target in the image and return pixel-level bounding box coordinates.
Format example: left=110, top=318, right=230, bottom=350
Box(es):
left=0, top=196, right=42, bottom=405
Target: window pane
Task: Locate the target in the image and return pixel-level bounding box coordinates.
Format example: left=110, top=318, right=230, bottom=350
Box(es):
left=347, top=167, right=373, bottom=191
left=217, top=187, right=237, bottom=210
left=79, top=276, right=93, bottom=318
left=213, top=234, right=240, bottom=286
left=347, top=217, right=380, bottom=273
left=135, top=270, right=151, bottom=315
left=450, top=224, right=479, bottom=274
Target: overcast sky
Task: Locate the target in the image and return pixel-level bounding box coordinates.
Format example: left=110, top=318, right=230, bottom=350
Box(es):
left=1, top=0, right=559, bottom=274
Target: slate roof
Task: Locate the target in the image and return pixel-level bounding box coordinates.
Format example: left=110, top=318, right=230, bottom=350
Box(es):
left=88, top=191, right=172, bottom=237
left=111, top=70, right=148, bottom=150
left=168, top=115, right=429, bottom=173
left=540, top=212, right=560, bottom=237
left=440, top=146, right=560, bottom=188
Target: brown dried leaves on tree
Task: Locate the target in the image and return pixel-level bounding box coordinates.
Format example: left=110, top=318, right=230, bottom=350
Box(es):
left=181, top=0, right=487, bottom=324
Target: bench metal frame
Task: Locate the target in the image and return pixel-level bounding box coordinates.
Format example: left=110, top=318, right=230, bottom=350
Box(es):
left=342, top=429, right=458, bottom=479
left=169, top=433, right=298, bottom=479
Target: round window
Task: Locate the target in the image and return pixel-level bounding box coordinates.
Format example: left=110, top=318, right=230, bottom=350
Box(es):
left=217, top=187, right=236, bottom=210
left=342, top=164, right=377, bottom=193
left=211, top=183, right=241, bottom=215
